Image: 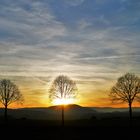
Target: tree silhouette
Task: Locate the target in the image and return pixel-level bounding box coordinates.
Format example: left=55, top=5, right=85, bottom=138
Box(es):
left=0, top=79, right=23, bottom=120
left=109, top=73, right=140, bottom=124
left=49, top=75, right=77, bottom=126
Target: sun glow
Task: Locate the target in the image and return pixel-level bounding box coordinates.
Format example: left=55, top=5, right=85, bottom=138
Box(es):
left=52, top=98, right=75, bottom=105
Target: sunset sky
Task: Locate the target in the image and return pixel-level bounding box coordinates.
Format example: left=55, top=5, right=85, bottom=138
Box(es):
left=0, top=0, right=140, bottom=108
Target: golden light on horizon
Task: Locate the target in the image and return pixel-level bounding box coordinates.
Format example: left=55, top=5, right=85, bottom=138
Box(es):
left=52, top=98, right=75, bottom=105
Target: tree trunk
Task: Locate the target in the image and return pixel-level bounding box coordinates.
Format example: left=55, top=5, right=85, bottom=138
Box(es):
left=129, top=102, right=132, bottom=127
left=4, top=104, right=8, bottom=121
left=62, top=105, right=64, bottom=127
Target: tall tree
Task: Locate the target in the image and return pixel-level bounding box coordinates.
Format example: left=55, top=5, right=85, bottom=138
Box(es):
left=109, top=73, right=140, bottom=124
left=0, top=79, right=23, bottom=120
left=49, top=75, right=77, bottom=126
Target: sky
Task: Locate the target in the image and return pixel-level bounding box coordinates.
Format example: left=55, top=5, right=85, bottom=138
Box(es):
left=0, top=0, right=140, bottom=108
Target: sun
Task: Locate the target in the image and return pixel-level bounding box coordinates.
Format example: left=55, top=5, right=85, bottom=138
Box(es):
left=52, top=98, right=74, bottom=105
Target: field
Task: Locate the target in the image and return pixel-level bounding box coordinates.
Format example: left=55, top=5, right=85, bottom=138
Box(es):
left=0, top=118, right=140, bottom=140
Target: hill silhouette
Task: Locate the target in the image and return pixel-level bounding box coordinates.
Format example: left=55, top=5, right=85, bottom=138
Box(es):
left=0, top=104, right=140, bottom=121
left=0, top=104, right=97, bottom=120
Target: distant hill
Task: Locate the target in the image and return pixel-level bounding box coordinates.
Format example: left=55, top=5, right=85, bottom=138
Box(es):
left=0, top=105, right=140, bottom=120
left=91, top=107, right=140, bottom=113
left=0, top=104, right=97, bottom=120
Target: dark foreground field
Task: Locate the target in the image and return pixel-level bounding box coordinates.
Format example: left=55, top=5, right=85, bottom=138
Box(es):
left=0, top=119, right=140, bottom=140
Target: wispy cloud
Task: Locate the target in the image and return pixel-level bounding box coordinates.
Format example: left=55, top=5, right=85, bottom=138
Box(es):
left=65, top=0, right=85, bottom=6
left=76, top=54, right=140, bottom=61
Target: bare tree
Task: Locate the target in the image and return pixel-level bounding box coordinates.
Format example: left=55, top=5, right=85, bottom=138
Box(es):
left=109, top=73, right=140, bottom=124
left=49, top=75, right=77, bottom=126
left=0, top=79, right=23, bottom=120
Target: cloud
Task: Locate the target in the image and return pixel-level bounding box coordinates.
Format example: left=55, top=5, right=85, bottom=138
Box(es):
left=77, top=19, right=93, bottom=30
left=65, top=0, right=85, bottom=6
left=76, top=55, right=140, bottom=61
left=0, top=0, right=67, bottom=45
